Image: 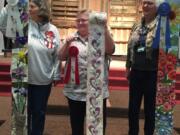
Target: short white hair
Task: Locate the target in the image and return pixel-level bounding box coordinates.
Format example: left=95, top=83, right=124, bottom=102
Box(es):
left=155, top=0, right=166, bottom=7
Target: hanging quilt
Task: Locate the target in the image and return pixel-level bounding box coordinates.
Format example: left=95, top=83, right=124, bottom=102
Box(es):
left=155, top=0, right=179, bottom=134
left=8, top=0, right=28, bottom=134
left=86, top=12, right=106, bottom=135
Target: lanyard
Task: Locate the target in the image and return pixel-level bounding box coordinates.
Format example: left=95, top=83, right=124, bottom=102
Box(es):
left=139, top=24, right=149, bottom=47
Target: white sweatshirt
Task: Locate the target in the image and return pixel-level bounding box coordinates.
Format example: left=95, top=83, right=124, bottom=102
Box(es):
left=28, top=20, right=61, bottom=85
left=0, top=6, right=61, bottom=85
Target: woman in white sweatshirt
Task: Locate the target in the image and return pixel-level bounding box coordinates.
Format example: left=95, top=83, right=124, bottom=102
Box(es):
left=28, top=0, right=61, bottom=135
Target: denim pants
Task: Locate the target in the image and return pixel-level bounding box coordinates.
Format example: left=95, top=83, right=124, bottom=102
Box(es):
left=28, top=83, right=52, bottom=135
left=128, top=69, right=157, bottom=135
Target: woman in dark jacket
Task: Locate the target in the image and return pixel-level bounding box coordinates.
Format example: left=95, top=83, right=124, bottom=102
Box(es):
left=126, top=0, right=158, bottom=135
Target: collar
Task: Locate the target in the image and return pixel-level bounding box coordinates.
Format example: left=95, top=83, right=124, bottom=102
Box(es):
left=30, top=20, right=50, bottom=31
left=75, top=32, right=88, bottom=45
left=144, top=17, right=158, bottom=31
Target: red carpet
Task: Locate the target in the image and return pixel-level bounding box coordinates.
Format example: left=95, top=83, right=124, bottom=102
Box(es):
left=0, top=63, right=11, bottom=96
left=1, top=62, right=180, bottom=104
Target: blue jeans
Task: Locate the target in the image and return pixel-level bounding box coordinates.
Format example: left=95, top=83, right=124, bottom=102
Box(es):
left=28, top=83, right=52, bottom=135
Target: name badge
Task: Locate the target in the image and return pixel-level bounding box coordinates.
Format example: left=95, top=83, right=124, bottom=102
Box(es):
left=137, top=46, right=145, bottom=52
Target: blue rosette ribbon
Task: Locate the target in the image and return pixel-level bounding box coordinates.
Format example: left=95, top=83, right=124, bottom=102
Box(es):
left=152, top=2, right=171, bottom=50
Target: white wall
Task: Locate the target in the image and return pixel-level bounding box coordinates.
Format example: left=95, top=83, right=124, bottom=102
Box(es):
left=0, top=0, right=5, bottom=53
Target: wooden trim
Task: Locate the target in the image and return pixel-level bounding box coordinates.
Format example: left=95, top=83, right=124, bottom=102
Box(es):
left=86, top=0, right=89, bottom=9
left=52, top=7, right=79, bottom=11
left=78, top=0, right=85, bottom=9
left=101, top=0, right=104, bottom=11
left=52, top=1, right=78, bottom=6
left=107, top=0, right=110, bottom=24
left=115, top=41, right=128, bottom=44
left=111, top=55, right=127, bottom=60
left=110, top=13, right=137, bottom=17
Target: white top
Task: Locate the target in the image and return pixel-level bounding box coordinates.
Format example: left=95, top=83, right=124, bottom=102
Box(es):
left=63, top=32, right=109, bottom=101
left=0, top=6, right=61, bottom=85
left=28, top=20, right=61, bottom=85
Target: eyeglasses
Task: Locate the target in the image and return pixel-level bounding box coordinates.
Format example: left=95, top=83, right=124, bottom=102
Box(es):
left=76, top=19, right=88, bottom=23
left=142, top=1, right=154, bottom=6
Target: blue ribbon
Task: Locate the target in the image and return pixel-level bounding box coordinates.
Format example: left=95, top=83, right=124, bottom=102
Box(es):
left=152, top=2, right=171, bottom=50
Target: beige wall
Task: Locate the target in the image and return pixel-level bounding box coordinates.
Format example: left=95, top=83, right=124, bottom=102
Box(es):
left=79, top=0, right=108, bottom=12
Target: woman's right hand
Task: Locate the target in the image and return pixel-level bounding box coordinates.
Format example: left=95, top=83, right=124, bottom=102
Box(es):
left=59, top=35, right=78, bottom=60
left=65, top=35, right=78, bottom=46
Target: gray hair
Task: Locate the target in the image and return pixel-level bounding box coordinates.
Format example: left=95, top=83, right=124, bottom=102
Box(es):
left=142, top=0, right=164, bottom=7
left=31, top=0, right=50, bottom=23
left=155, top=0, right=165, bottom=7
left=76, top=9, right=91, bottom=17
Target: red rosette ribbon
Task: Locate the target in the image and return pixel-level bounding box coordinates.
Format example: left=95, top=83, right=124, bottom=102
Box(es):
left=64, top=46, right=80, bottom=85
left=45, top=31, right=54, bottom=49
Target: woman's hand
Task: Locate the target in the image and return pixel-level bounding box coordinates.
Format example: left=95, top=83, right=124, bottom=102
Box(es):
left=58, top=35, right=78, bottom=61
left=65, top=35, right=78, bottom=46
left=104, top=26, right=115, bottom=55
